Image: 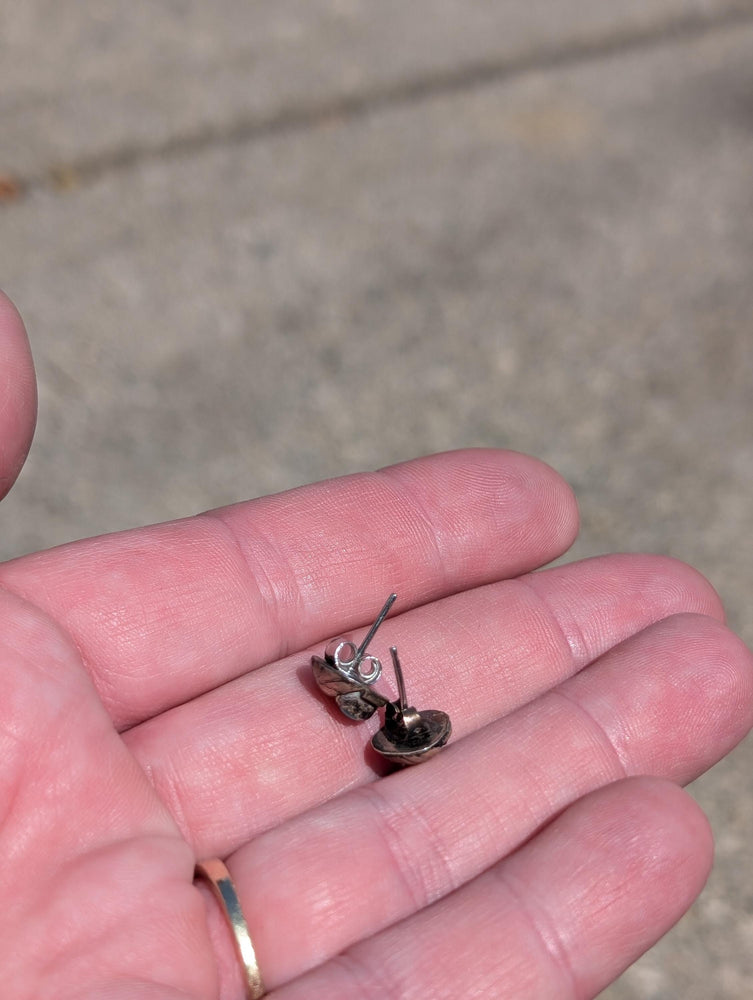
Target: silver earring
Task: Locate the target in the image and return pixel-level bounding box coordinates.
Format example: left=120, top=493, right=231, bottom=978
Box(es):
left=311, top=593, right=452, bottom=765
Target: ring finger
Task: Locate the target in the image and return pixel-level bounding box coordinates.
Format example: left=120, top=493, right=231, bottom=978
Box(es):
left=271, top=777, right=712, bottom=1000
left=200, top=612, right=752, bottom=991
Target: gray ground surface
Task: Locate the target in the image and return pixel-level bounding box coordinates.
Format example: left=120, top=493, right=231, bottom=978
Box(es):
left=1, top=3, right=752, bottom=996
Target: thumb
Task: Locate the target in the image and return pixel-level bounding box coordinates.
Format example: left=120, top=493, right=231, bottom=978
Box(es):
left=0, top=290, right=37, bottom=499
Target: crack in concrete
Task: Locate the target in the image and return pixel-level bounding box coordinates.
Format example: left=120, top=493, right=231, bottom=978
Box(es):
left=6, top=3, right=753, bottom=200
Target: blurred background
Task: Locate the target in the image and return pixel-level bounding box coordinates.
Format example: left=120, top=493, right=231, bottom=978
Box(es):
left=1, top=2, right=752, bottom=995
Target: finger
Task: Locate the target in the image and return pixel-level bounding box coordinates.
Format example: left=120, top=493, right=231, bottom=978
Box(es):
left=202, top=612, right=750, bottom=988
left=0, top=291, right=37, bottom=499
left=0, top=449, right=578, bottom=727
left=268, top=778, right=712, bottom=1000
left=125, top=553, right=724, bottom=857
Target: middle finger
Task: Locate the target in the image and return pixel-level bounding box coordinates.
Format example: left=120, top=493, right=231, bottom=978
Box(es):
left=124, top=552, right=721, bottom=857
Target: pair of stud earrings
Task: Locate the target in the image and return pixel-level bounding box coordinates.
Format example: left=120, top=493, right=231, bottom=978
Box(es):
left=311, top=593, right=452, bottom=765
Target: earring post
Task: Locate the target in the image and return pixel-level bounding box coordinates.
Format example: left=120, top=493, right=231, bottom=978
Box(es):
left=389, top=646, right=408, bottom=713
left=353, top=592, right=397, bottom=667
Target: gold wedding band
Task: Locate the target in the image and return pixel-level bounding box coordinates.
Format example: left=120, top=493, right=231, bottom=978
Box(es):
left=195, top=858, right=266, bottom=999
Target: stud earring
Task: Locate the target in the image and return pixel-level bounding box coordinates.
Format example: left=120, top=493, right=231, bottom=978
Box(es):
left=371, top=645, right=451, bottom=765
left=311, top=593, right=451, bottom=765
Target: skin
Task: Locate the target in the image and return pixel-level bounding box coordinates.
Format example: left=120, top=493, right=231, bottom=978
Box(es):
left=0, top=288, right=751, bottom=999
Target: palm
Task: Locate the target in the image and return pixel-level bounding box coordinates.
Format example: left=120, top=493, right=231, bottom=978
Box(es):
left=1, top=294, right=751, bottom=999
left=0, top=592, right=218, bottom=999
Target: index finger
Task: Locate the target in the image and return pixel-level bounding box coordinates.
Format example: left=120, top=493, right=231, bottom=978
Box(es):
left=0, top=449, right=578, bottom=727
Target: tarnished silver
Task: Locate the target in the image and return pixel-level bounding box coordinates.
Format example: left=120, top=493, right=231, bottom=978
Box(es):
left=311, top=594, right=451, bottom=765
left=371, top=646, right=451, bottom=766
left=311, top=593, right=395, bottom=721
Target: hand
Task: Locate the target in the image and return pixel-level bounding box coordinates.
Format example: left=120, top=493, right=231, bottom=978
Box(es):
left=1, top=290, right=751, bottom=999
